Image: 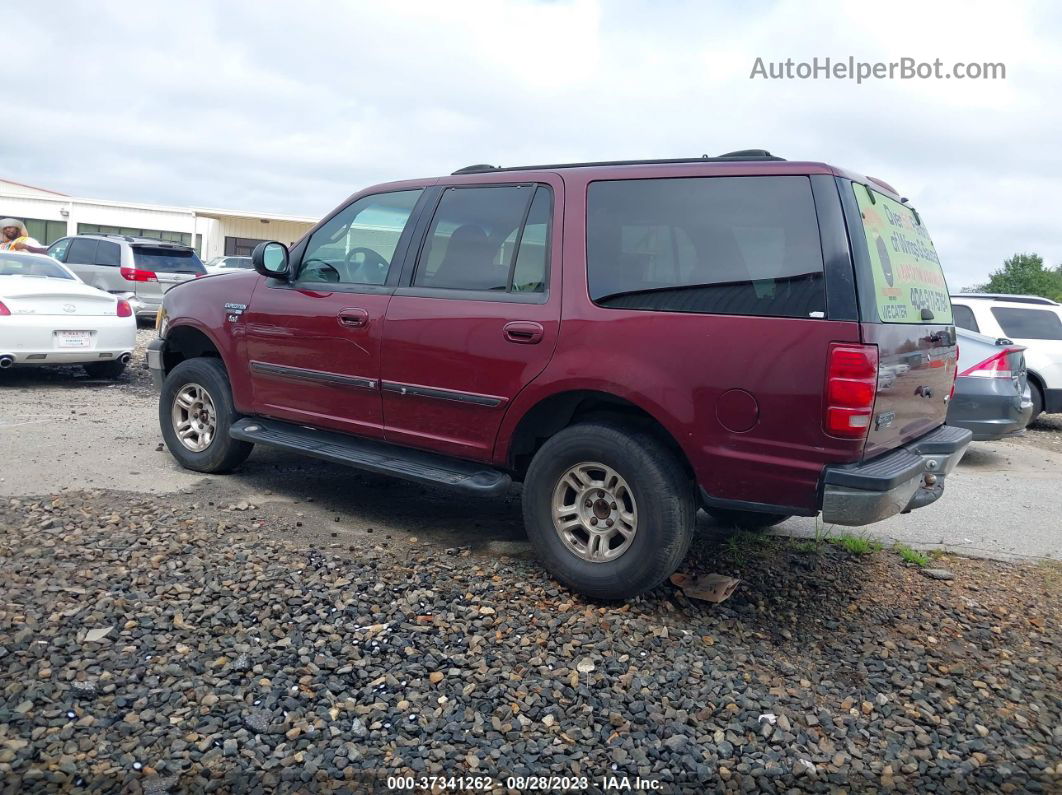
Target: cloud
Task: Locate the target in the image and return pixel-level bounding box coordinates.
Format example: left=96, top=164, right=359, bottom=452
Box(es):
left=2, top=0, right=1059, bottom=287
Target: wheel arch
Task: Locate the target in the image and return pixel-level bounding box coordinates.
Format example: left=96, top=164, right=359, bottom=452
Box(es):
left=161, top=324, right=227, bottom=376
left=502, top=388, right=695, bottom=481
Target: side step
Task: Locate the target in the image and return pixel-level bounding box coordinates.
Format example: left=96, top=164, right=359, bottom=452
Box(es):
left=230, top=418, right=512, bottom=496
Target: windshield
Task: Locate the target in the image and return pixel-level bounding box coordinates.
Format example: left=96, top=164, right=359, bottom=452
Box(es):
left=133, top=247, right=206, bottom=274
left=0, top=253, right=76, bottom=280
left=853, top=184, right=952, bottom=324
left=220, top=257, right=253, bottom=269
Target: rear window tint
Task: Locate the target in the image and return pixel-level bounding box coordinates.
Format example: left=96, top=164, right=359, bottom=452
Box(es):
left=133, top=247, right=206, bottom=274
left=853, top=185, right=952, bottom=324
left=991, top=307, right=1062, bottom=340
left=96, top=240, right=121, bottom=267
left=586, top=176, right=825, bottom=318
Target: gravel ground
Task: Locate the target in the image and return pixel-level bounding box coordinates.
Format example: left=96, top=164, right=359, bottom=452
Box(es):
left=1, top=492, right=1059, bottom=793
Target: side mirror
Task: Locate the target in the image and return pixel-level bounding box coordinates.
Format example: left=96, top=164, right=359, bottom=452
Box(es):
left=251, top=241, right=290, bottom=279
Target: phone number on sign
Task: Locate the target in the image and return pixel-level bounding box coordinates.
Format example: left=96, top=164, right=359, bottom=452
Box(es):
left=386, top=775, right=593, bottom=791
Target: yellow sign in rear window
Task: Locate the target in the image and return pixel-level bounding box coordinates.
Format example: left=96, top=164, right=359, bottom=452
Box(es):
left=854, top=185, right=952, bottom=324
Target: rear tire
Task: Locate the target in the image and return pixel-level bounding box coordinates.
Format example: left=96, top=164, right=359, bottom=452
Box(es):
left=83, top=360, right=127, bottom=380
left=159, top=357, right=252, bottom=473
left=522, top=421, right=695, bottom=600
left=1029, top=382, right=1044, bottom=421
left=705, top=508, right=791, bottom=531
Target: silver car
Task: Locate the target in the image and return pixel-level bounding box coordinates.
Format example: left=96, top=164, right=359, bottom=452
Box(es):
left=47, top=234, right=206, bottom=321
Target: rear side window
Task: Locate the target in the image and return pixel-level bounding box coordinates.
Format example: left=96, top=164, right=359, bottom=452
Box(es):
left=991, top=307, right=1062, bottom=340
left=952, top=304, right=979, bottom=332
left=852, top=185, right=952, bottom=324
left=586, top=176, right=825, bottom=318
left=133, top=247, right=206, bottom=274
left=415, top=185, right=550, bottom=293
left=95, top=240, right=121, bottom=266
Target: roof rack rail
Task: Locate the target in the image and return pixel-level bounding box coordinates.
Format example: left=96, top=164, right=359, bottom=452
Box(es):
left=951, top=293, right=1060, bottom=306
left=451, top=149, right=784, bottom=175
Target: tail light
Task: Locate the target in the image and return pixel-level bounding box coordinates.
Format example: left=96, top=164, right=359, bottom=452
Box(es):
left=825, top=343, right=878, bottom=439
left=959, top=347, right=1022, bottom=379
left=950, top=343, right=958, bottom=400
left=0, top=300, right=9, bottom=316
left=116, top=299, right=133, bottom=318
left=120, top=266, right=157, bottom=282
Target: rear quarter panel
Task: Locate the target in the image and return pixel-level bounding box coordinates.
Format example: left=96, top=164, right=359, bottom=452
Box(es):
left=495, top=163, right=865, bottom=513
left=162, top=271, right=261, bottom=412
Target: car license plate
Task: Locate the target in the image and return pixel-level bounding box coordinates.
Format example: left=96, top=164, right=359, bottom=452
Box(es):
left=55, top=330, right=92, bottom=348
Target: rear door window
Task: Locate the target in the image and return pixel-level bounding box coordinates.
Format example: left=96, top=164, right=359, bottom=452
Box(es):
left=414, top=184, right=550, bottom=294
left=66, top=238, right=98, bottom=265
left=133, top=247, right=206, bottom=274
left=852, top=185, right=952, bottom=324
left=991, top=307, right=1062, bottom=340
left=586, top=176, right=825, bottom=318
left=95, top=240, right=121, bottom=266
left=952, top=304, right=979, bottom=332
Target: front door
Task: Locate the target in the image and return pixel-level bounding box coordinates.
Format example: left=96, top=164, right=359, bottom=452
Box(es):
left=242, top=189, right=424, bottom=438
left=380, top=180, right=561, bottom=460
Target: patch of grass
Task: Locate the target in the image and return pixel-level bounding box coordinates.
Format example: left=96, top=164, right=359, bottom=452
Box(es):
left=793, top=540, right=819, bottom=554
left=894, top=544, right=929, bottom=567
left=830, top=533, right=882, bottom=556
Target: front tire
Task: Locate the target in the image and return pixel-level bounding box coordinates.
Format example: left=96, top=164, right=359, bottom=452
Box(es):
left=159, top=357, right=252, bottom=473
left=83, top=360, right=127, bottom=379
left=522, top=421, right=695, bottom=600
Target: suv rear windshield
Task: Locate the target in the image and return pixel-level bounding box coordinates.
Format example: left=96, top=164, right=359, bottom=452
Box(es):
left=852, top=184, right=952, bottom=324
left=586, top=176, right=826, bottom=318
left=133, top=247, right=206, bottom=274
left=991, top=307, right=1062, bottom=340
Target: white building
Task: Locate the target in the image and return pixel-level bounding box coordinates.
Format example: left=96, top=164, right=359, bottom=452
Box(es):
left=0, top=177, right=318, bottom=260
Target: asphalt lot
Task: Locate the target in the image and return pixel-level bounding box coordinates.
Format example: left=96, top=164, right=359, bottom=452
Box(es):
left=0, top=329, right=1060, bottom=563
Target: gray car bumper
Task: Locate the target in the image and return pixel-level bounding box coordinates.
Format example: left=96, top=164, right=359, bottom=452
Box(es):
left=821, top=425, right=972, bottom=526
left=147, top=338, right=166, bottom=390
left=947, top=376, right=1033, bottom=441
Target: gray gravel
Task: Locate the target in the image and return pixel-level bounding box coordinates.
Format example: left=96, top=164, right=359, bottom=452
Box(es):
left=1, top=492, right=1059, bottom=792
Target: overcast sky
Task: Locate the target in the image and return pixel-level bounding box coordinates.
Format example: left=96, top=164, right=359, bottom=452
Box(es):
left=3, top=0, right=1059, bottom=288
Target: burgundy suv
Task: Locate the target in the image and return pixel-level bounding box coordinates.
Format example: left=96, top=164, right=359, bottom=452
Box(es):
left=148, top=150, right=970, bottom=599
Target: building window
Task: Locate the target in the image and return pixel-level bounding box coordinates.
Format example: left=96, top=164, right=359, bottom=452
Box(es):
left=4, top=217, right=67, bottom=245
left=225, top=237, right=270, bottom=257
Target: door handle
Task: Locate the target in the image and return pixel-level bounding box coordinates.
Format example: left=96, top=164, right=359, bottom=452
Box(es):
left=503, top=321, right=544, bottom=344
left=338, top=308, right=369, bottom=328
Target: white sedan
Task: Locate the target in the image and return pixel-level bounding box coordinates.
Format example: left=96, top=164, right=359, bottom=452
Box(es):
left=0, top=251, right=137, bottom=378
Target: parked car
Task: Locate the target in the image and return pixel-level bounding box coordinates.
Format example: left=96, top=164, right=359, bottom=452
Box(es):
left=204, top=256, right=253, bottom=275
left=947, top=327, right=1033, bottom=440
left=950, top=293, right=1062, bottom=418
left=0, top=251, right=136, bottom=377
left=148, top=151, right=971, bottom=598
left=46, top=234, right=207, bottom=321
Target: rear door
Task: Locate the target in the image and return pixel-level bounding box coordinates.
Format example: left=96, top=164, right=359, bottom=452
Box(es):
left=380, top=179, right=561, bottom=461
left=242, top=188, right=424, bottom=438
left=844, top=181, right=957, bottom=458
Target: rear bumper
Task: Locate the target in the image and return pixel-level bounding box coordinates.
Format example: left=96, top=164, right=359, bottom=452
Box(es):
left=947, top=377, right=1033, bottom=441
left=821, top=425, right=972, bottom=526
left=0, top=316, right=136, bottom=366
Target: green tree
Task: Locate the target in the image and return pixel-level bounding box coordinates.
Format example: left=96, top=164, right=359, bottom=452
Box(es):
left=982, top=253, right=1062, bottom=301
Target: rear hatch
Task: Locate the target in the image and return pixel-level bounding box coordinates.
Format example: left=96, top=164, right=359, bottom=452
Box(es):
left=846, top=181, right=958, bottom=459
left=130, top=245, right=206, bottom=298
